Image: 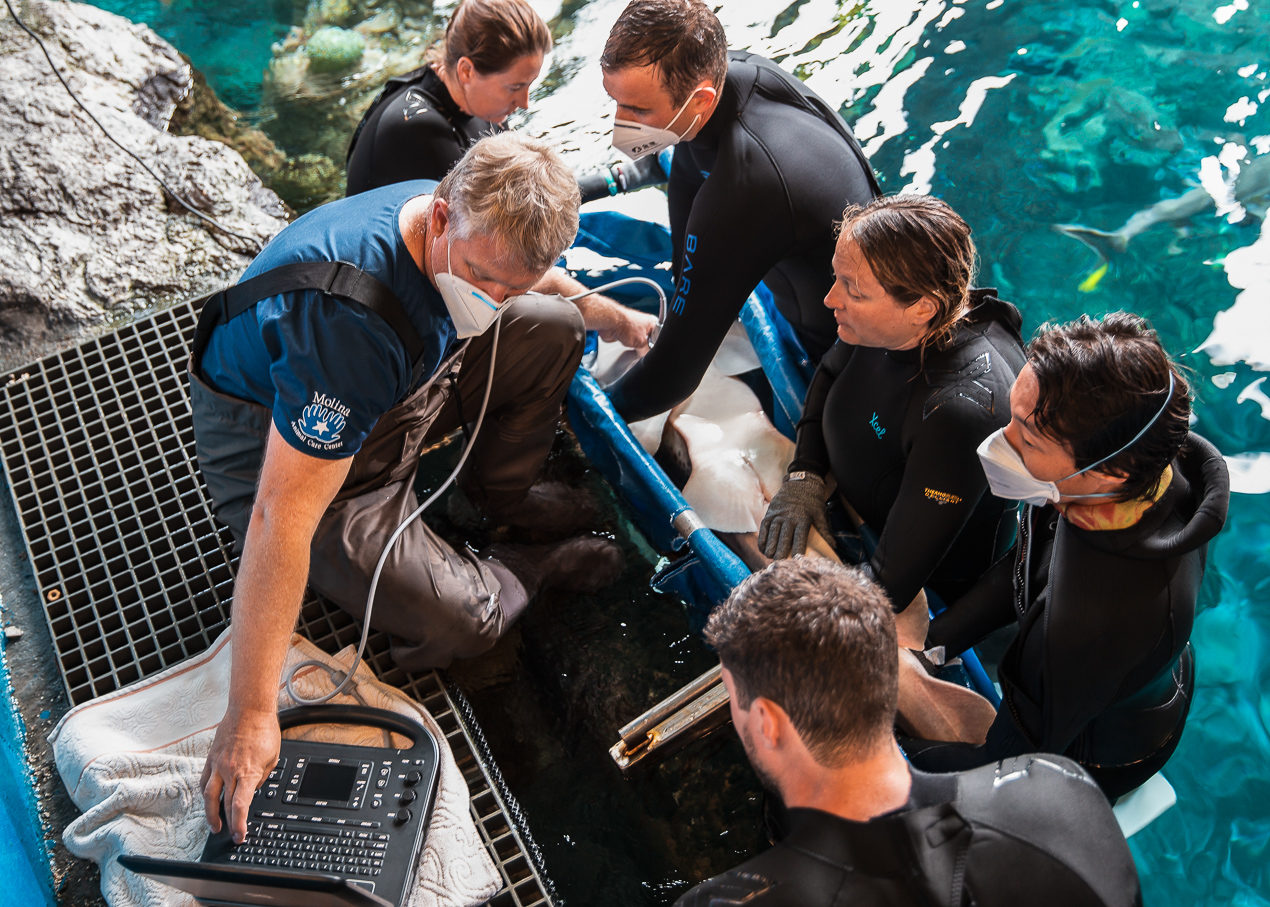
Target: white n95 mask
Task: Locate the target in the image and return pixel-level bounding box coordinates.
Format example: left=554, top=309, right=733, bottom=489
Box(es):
left=977, top=371, right=1176, bottom=506
left=434, top=233, right=502, bottom=338
left=612, top=93, right=699, bottom=161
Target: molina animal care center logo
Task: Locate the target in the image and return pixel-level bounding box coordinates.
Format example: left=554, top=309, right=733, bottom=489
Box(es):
left=292, top=392, right=350, bottom=452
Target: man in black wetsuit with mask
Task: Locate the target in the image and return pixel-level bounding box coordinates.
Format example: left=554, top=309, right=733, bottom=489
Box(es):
left=908, top=314, right=1230, bottom=799
left=678, top=557, right=1142, bottom=907
left=599, top=0, right=881, bottom=422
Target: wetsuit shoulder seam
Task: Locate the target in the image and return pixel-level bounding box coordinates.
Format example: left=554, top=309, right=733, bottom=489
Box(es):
left=960, top=816, right=1111, bottom=900
left=737, top=119, right=797, bottom=233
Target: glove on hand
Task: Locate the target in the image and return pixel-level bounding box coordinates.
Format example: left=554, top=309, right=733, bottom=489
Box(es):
left=758, top=472, right=832, bottom=559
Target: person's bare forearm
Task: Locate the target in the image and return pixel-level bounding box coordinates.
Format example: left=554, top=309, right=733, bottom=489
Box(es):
left=226, top=502, right=315, bottom=716
left=533, top=268, right=604, bottom=325
left=202, top=424, right=352, bottom=841
left=534, top=267, right=658, bottom=349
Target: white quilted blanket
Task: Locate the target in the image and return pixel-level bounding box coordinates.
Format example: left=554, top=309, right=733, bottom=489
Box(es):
left=49, top=628, right=501, bottom=907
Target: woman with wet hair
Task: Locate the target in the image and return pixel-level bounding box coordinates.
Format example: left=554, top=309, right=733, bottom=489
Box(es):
left=760, top=195, right=1028, bottom=636
left=906, top=313, right=1229, bottom=798
left=345, top=0, right=552, bottom=194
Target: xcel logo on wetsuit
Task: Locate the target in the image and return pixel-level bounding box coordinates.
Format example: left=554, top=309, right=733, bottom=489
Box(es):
left=870, top=412, right=886, bottom=438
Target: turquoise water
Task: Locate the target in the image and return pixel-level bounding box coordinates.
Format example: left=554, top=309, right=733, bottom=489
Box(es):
left=68, top=0, right=1270, bottom=903
left=0, top=637, right=54, bottom=905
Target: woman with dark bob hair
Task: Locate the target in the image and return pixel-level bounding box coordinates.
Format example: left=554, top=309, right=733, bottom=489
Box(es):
left=345, top=0, right=551, bottom=194
left=760, top=195, right=1028, bottom=636
left=907, top=313, right=1230, bottom=798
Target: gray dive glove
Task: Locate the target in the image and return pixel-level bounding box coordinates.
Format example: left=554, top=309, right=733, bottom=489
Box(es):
left=758, top=471, right=832, bottom=559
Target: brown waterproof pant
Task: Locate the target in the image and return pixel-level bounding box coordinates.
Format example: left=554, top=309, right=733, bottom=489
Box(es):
left=190, top=294, right=584, bottom=669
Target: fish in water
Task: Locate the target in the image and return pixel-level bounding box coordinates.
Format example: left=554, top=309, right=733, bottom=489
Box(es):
left=1055, top=151, right=1270, bottom=261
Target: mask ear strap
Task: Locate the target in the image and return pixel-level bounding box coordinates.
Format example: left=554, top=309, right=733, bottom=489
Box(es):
left=1064, top=371, right=1176, bottom=481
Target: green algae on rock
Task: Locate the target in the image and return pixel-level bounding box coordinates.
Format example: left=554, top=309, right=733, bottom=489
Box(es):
left=268, top=153, right=345, bottom=211
left=305, top=26, right=365, bottom=73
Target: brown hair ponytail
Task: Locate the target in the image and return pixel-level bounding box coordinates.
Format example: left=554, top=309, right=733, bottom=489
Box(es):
left=427, top=0, right=552, bottom=77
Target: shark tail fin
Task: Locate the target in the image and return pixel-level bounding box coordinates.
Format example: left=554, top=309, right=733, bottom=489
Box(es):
left=1052, top=223, right=1130, bottom=261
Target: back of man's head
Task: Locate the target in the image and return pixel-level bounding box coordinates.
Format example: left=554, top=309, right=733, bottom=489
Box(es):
left=601, top=0, right=729, bottom=105
left=705, top=559, right=898, bottom=767
left=434, top=132, right=580, bottom=274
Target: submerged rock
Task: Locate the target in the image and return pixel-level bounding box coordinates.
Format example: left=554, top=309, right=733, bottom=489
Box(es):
left=0, top=0, right=287, bottom=369
left=305, top=26, right=365, bottom=73
left=168, top=56, right=288, bottom=189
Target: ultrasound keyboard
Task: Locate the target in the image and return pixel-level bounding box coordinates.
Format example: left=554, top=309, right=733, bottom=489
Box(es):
left=201, top=706, right=440, bottom=906
left=225, top=817, right=390, bottom=875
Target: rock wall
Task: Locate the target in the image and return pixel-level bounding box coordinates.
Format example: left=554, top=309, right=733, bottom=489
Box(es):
left=0, top=0, right=288, bottom=370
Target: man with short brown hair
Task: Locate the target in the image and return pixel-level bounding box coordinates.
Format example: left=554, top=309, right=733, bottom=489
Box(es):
left=679, top=558, right=1142, bottom=907
left=599, top=0, right=881, bottom=422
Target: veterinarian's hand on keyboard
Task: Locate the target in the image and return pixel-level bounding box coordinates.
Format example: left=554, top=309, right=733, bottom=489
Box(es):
left=201, top=706, right=282, bottom=844
left=759, top=472, right=831, bottom=559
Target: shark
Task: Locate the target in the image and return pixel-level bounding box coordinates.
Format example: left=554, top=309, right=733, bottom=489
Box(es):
left=1055, top=151, right=1270, bottom=261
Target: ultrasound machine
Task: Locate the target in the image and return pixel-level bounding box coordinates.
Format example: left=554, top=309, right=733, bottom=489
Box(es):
left=119, top=705, right=440, bottom=907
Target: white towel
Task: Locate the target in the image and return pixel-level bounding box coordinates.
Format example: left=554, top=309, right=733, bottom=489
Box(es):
left=49, top=628, right=502, bottom=907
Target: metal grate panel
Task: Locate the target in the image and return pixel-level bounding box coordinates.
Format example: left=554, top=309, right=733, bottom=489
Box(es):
left=0, top=298, right=553, bottom=906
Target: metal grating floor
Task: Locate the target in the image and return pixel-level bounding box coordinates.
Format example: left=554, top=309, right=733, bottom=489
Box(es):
left=0, top=298, right=554, bottom=907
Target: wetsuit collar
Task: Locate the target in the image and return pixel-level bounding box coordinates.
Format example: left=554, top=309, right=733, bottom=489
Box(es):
left=421, top=66, right=470, bottom=126
left=781, top=767, right=958, bottom=874
left=1060, top=432, right=1229, bottom=560
left=684, top=52, right=750, bottom=150
left=1056, top=464, right=1173, bottom=531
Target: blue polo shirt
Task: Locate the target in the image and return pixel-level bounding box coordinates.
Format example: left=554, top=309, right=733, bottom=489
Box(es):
left=201, top=180, right=457, bottom=459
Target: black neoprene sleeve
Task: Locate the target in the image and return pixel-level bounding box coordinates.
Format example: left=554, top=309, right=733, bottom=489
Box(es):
left=353, top=107, right=467, bottom=195
left=868, top=403, right=999, bottom=611
left=927, top=550, right=1018, bottom=655
left=606, top=143, right=797, bottom=421
left=788, top=342, right=852, bottom=476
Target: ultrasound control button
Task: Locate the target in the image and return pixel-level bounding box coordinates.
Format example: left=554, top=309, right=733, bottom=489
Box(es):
left=404, top=770, right=422, bottom=786
left=394, top=808, right=412, bottom=825
left=399, top=789, right=416, bottom=805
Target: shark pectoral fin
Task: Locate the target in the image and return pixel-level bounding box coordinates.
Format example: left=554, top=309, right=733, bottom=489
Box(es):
left=896, top=648, right=998, bottom=744
left=804, top=527, right=841, bottom=562
left=1053, top=223, right=1129, bottom=261
left=714, top=531, right=772, bottom=572
left=629, top=410, right=670, bottom=455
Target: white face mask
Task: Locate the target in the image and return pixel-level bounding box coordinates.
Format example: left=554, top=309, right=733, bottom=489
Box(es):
left=433, top=232, right=502, bottom=339
left=977, top=372, right=1176, bottom=507
left=612, top=92, right=699, bottom=161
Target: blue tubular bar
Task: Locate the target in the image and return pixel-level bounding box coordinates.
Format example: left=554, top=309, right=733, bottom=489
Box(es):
left=567, top=370, right=749, bottom=593
left=739, top=294, right=808, bottom=441
left=958, top=648, right=1001, bottom=707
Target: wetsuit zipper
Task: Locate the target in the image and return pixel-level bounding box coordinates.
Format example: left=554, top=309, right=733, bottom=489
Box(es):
left=1013, top=505, right=1032, bottom=619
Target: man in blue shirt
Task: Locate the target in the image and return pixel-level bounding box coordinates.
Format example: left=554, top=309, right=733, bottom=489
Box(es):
left=192, top=134, right=623, bottom=843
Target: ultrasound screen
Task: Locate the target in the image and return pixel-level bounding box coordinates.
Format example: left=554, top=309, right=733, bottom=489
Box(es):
left=297, top=762, right=358, bottom=801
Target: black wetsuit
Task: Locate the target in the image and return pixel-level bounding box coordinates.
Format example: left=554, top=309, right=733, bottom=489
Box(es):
left=676, top=758, right=1142, bottom=907
left=912, top=434, right=1230, bottom=799
left=607, top=50, right=881, bottom=422
left=345, top=67, right=500, bottom=195
left=789, top=291, right=1027, bottom=612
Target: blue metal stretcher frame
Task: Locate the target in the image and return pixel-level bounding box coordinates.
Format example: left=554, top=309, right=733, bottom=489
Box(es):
left=564, top=213, right=999, bottom=707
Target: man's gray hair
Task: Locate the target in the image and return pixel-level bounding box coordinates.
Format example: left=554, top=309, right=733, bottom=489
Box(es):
left=434, top=132, right=580, bottom=274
